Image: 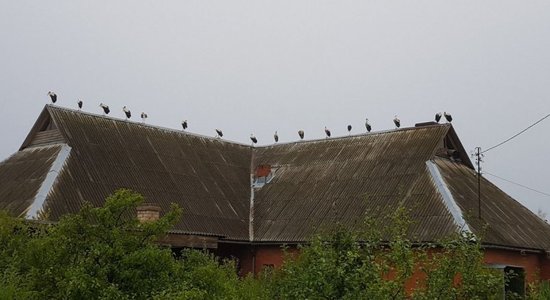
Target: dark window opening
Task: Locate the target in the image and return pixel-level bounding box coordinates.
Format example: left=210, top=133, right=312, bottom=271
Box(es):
left=505, top=266, right=525, bottom=298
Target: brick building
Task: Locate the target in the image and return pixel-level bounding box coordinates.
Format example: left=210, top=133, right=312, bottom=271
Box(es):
left=1, top=105, right=550, bottom=293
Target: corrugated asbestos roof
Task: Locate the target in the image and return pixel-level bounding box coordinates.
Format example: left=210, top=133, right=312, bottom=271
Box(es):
left=1, top=105, right=550, bottom=250
left=0, top=145, right=62, bottom=216
left=45, top=106, right=252, bottom=240
left=252, top=126, right=458, bottom=242
left=436, top=158, right=550, bottom=250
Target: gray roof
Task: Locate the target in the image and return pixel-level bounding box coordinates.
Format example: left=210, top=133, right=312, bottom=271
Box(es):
left=1, top=105, right=549, bottom=250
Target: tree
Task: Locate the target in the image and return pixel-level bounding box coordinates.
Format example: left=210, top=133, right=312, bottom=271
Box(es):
left=268, top=207, right=505, bottom=300
left=0, top=189, right=256, bottom=300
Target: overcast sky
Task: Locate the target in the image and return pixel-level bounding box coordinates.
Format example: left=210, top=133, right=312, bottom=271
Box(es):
left=1, top=1, right=549, bottom=216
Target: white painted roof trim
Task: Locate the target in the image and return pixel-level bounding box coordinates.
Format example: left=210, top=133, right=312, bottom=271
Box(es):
left=26, top=144, right=72, bottom=219
left=249, top=173, right=255, bottom=241
left=426, top=160, right=472, bottom=234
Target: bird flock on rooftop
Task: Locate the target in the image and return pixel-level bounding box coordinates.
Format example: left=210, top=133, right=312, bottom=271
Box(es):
left=47, top=91, right=453, bottom=146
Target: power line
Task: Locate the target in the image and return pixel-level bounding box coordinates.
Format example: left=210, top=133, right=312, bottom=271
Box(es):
left=484, top=171, right=550, bottom=197
left=482, top=113, right=550, bottom=154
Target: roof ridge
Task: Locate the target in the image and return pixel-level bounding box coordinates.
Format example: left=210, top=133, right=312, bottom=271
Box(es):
left=45, top=105, right=252, bottom=148
left=258, top=124, right=452, bottom=148
left=45, top=105, right=451, bottom=150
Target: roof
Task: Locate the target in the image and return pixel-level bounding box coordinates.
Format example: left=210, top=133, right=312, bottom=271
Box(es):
left=252, top=126, right=456, bottom=242
left=1, top=105, right=549, bottom=251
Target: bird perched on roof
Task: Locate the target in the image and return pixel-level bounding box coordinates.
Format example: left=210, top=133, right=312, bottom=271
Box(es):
left=48, top=91, right=57, bottom=103
left=181, top=120, right=188, bottom=131
left=324, top=127, right=331, bottom=138
left=99, top=103, right=110, bottom=115
left=298, top=130, right=305, bottom=140
left=435, top=112, right=442, bottom=123
left=123, top=106, right=131, bottom=119
left=274, top=131, right=279, bottom=143
left=250, top=134, right=257, bottom=145
left=393, top=115, right=401, bottom=128
left=347, top=125, right=352, bottom=134
left=365, top=118, right=372, bottom=132
left=444, top=112, right=452, bottom=122
left=216, top=129, right=223, bottom=138
left=141, top=112, right=148, bottom=123
left=77, top=100, right=83, bottom=110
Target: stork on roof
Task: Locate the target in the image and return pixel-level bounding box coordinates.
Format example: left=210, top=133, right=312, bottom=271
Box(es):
left=365, top=118, right=372, bottom=132
left=123, top=106, right=131, bottom=119
left=435, top=112, right=442, bottom=123
left=393, top=115, right=401, bottom=128
left=47, top=91, right=57, bottom=103
left=444, top=112, right=453, bottom=122
left=99, top=103, right=110, bottom=115
left=324, top=127, right=331, bottom=138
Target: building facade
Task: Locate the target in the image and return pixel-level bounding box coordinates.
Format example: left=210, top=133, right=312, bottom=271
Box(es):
left=1, top=105, right=550, bottom=292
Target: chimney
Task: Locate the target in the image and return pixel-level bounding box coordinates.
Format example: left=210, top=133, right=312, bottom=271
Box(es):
left=136, top=203, right=161, bottom=222
left=415, top=121, right=438, bottom=127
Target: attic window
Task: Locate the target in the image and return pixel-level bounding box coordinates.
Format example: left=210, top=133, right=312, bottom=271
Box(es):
left=253, top=164, right=275, bottom=188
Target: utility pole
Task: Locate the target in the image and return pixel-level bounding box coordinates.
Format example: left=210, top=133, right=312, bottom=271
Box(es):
left=474, top=147, right=484, bottom=219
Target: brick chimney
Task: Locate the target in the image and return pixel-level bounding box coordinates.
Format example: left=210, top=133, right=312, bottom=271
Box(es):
left=136, top=203, right=161, bottom=222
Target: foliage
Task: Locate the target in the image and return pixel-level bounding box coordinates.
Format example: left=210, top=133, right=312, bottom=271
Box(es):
left=268, top=207, right=505, bottom=300
left=528, top=280, right=550, bottom=300
left=0, top=189, right=254, bottom=300
left=0, top=190, right=545, bottom=299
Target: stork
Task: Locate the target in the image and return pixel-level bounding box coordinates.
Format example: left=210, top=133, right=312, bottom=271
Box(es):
left=48, top=91, right=57, bottom=103
left=365, top=118, right=372, bottom=132
left=393, top=115, right=401, bottom=128
left=123, top=106, right=131, bottom=119
left=444, top=112, right=452, bottom=122
left=141, top=112, right=148, bottom=123
left=99, top=103, right=110, bottom=115
left=298, top=130, right=305, bottom=140
left=324, top=127, right=331, bottom=138
left=250, top=134, right=258, bottom=145
left=435, top=112, right=442, bottom=123
left=274, top=131, right=279, bottom=143
left=347, top=125, right=352, bottom=134
left=77, top=100, right=83, bottom=110
left=216, top=129, right=223, bottom=138
left=181, top=120, right=188, bottom=131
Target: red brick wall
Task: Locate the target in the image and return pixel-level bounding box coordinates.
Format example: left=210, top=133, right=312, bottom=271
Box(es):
left=217, top=242, right=550, bottom=289
left=483, top=248, right=542, bottom=283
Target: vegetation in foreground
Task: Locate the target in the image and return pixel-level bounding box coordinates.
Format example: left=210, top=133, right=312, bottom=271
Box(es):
left=0, top=189, right=548, bottom=299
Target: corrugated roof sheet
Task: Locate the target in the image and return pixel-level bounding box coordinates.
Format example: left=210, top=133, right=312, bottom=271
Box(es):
left=436, top=158, right=550, bottom=250
left=252, top=126, right=458, bottom=242
left=0, top=145, right=62, bottom=217
left=1, top=105, right=550, bottom=250
left=44, top=106, right=252, bottom=240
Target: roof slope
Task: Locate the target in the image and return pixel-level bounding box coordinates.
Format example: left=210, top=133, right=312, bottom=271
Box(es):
left=436, top=158, right=550, bottom=250
left=43, top=106, right=252, bottom=240
left=252, top=126, right=459, bottom=242
left=0, top=145, right=63, bottom=217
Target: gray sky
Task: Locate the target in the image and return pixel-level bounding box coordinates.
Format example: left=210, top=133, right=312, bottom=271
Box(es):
left=1, top=1, right=549, bottom=216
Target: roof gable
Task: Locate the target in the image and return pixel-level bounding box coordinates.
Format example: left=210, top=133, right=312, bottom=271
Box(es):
left=20, top=106, right=65, bottom=150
